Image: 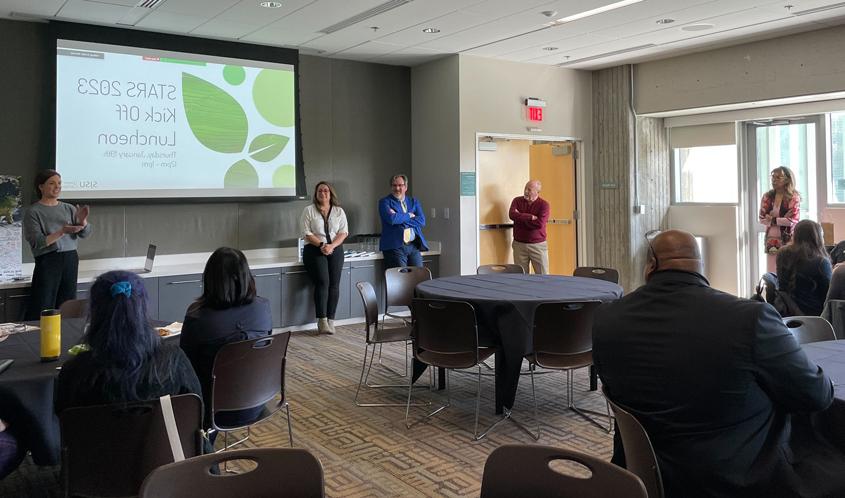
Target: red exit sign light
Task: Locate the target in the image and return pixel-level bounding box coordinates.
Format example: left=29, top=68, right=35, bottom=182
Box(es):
left=528, top=106, right=543, bottom=122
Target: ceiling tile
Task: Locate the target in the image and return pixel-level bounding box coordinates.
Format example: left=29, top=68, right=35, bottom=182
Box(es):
left=0, top=0, right=64, bottom=18
left=135, top=10, right=208, bottom=32
left=152, top=0, right=237, bottom=17
left=214, top=0, right=313, bottom=24
left=191, top=18, right=260, bottom=38
left=56, top=0, right=132, bottom=24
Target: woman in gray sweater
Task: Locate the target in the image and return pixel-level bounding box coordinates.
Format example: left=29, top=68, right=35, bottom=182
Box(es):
left=23, top=170, right=92, bottom=320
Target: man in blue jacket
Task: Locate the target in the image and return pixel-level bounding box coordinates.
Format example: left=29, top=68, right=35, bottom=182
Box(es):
left=379, top=174, right=428, bottom=268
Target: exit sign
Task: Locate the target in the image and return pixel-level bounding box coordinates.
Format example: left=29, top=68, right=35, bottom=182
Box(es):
left=528, top=106, right=543, bottom=122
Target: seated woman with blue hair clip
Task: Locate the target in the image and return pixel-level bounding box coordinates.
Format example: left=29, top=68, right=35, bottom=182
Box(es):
left=54, top=270, right=202, bottom=415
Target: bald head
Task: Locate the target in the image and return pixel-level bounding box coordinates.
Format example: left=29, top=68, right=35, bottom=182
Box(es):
left=646, top=229, right=703, bottom=279
left=523, top=180, right=541, bottom=202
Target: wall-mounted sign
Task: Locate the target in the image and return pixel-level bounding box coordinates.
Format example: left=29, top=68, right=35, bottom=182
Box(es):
left=600, top=181, right=619, bottom=189
left=528, top=106, right=543, bottom=122
left=460, top=172, right=476, bottom=196
left=524, top=97, right=546, bottom=123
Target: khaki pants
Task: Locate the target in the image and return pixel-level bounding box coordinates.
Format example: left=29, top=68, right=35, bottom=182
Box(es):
left=512, top=240, right=549, bottom=275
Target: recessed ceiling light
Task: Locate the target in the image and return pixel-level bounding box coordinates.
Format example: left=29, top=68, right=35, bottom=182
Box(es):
left=422, top=27, right=440, bottom=33
left=540, top=10, right=558, bottom=18
left=260, top=1, right=282, bottom=8
left=681, top=23, right=715, bottom=31
left=543, top=46, right=559, bottom=51
left=656, top=18, right=674, bottom=24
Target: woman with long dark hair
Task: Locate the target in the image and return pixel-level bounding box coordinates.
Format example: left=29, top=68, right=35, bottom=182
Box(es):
left=759, top=166, right=800, bottom=273
left=300, top=181, right=348, bottom=334
left=180, top=247, right=271, bottom=430
left=24, top=170, right=92, bottom=320
left=776, top=220, right=832, bottom=316
left=54, top=271, right=200, bottom=413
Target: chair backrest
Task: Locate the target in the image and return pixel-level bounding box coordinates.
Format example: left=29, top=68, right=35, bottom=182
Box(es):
left=356, top=281, right=380, bottom=341
left=477, top=264, right=525, bottom=275
left=60, top=393, right=204, bottom=498
left=59, top=298, right=88, bottom=319
left=411, top=298, right=479, bottom=367
left=139, top=447, right=325, bottom=498
left=211, top=332, right=291, bottom=417
left=603, top=390, right=665, bottom=498
left=480, top=444, right=647, bottom=498
left=821, top=299, right=845, bottom=339
left=782, top=315, right=836, bottom=344
left=532, top=301, right=601, bottom=368
left=384, top=266, right=432, bottom=309
left=573, top=266, right=620, bottom=284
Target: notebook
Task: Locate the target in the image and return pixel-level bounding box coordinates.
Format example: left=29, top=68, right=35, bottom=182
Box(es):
left=128, top=244, right=157, bottom=274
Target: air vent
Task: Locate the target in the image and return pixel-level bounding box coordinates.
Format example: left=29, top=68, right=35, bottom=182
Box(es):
left=135, top=0, right=166, bottom=8
left=791, top=2, right=845, bottom=16
left=319, top=0, right=413, bottom=34
left=558, top=44, right=656, bottom=66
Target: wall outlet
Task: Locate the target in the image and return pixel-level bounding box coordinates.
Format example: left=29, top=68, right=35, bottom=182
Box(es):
left=443, top=207, right=450, bottom=219
left=430, top=207, right=436, bottom=219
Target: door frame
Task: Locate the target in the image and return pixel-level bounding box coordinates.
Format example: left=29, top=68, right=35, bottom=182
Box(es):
left=474, top=132, right=587, bottom=272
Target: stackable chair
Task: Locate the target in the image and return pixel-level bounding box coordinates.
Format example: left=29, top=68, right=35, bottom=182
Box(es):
left=480, top=444, right=647, bottom=498
left=58, top=298, right=88, bottom=319
left=59, top=393, right=204, bottom=498
left=209, top=332, right=293, bottom=450
left=139, top=448, right=325, bottom=498
left=476, top=264, right=525, bottom=275
left=526, top=301, right=612, bottom=437
left=383, top=266, right=432, bottom=325
left=782, top=316, right=836, bottom=344
left=573, top=266, right=619, bottom=284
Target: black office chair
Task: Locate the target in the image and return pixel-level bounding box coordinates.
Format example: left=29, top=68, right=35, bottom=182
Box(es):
left=480, top=444, right=647, bottom=498
left=59, top=394, right=204, bottom=498
left=209, top=332, right=293, bottom=451
left=477, top=264, right=525, bottom=275
left=58, top=298, right=88, bottom=319
left=140, top=448, right=325, bottom=498
left=573, top=266, right=619, bottom=284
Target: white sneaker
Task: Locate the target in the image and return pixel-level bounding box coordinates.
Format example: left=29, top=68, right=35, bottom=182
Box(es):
left=317, top=317, right=330, bottom=334
left=327, top=319, right=336, bottom=334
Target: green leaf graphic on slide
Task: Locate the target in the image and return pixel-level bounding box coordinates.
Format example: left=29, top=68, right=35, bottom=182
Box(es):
left=253, top=69, right=294, bottom=127
left=183, top=73, right=248, bottom=153
left=248, top=133, right=289, bottom=162
left=224, top=160, right=258, bottom=188
left=273, top=165, right=295, bottom=188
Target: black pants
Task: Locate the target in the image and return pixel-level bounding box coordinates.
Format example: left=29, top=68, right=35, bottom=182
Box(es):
left=302, top=244, right=344, bottom=319
left=26, top=250, right=78, bottom=321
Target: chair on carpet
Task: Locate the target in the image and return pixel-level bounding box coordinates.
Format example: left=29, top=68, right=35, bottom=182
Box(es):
left=383, top=266, right=432, bottom=325
left=477, top=264, right=525, bottom=275
left=604, top=388, right=665, bottom=498
left=782, top=316, right=836, bottom=344
left=480, top=444, right=647, bottom=498
left=526, top=301, right=612, bottom=438
left=59, top=393, right=204, bottom=498
left=822, top=299, right=845, bottom=339
left=354, top=281, right=429, bottom=407
left=139, top=447, right=325, bottom=498
left=407, top=298, right=522, bottom=441
left=573, top=266, right=619, bottom=284
left=209, top=332, right=293, bottom=451
left=58, top=298, right=88, bottom=319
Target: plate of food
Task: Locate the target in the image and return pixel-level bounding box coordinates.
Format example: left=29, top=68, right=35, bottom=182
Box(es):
left=156, top=322, right=183, bottom=338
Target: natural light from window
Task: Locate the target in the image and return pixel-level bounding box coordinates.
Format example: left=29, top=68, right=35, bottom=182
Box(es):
left=673, top=145, right=738, bottom=203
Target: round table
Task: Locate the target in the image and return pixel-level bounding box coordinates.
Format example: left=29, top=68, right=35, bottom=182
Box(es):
left=803, top=340, right=845, bottom=400
left=416, top=274, right=623, bottom=412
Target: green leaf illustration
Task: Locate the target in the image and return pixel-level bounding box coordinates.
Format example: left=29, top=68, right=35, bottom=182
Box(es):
left=252, top=69, right=294, bottom=127
left=224, top=160, right=258, bottom=188
left=182, top=73, right=248, bottom=153
left=223, top=65, right=246, bottom=86
left=272, top=165, right=295, bottom=188
left=248, top=133, right=289, bottom=163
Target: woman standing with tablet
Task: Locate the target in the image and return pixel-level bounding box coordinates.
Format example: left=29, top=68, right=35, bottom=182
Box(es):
left=23, top=170, right=92, bottom=320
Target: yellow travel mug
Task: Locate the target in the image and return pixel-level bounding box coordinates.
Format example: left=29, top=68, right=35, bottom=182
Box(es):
left=40, top=309, right=61, bottom=362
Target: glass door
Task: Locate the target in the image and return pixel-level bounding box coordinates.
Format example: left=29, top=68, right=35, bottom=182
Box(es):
left=744, top=116, right=825, bottom=287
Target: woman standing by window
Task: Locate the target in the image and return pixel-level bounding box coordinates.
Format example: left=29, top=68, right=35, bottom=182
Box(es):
left=300, top=182, right=348, bottom=334
left=759, top=166, right=800, bottom=273
left=23, top=170, right=92, bottom=320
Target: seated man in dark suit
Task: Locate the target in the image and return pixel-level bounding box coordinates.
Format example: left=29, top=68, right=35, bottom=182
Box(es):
left=593, top=229, right=845, bottom=498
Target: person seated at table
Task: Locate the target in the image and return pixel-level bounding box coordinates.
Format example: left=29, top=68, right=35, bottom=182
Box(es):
left=593, top=229, right=844, bottom=498
left=180, top=247, right=272, bottom=434
left=777, top=219, right=832, bottom=316
left=0, top=418, right=25, bottom=480
left=54, top=270, right=201, bottom=414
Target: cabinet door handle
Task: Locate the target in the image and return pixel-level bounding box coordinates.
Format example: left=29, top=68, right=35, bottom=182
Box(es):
left=254, top=273, right=282, bottom=277
left=285, top=270, right=308, bottom=275
left=167, top=279, right=201, bottom=285
left=8, top=294, right=29, bottom=299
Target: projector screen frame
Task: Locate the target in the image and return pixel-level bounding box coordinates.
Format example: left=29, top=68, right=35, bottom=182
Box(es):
left=48, top=21, right=306, bottom=203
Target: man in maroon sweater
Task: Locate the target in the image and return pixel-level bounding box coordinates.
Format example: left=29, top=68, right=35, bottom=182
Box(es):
left=509, top=180, right=551, bottom=274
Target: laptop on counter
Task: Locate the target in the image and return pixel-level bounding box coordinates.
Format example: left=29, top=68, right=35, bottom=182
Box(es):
left=128, top=244, right=157, bottom=274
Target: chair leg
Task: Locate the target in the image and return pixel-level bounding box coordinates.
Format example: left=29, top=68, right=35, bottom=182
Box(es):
left=284, top=401, right=294, bottom=447
left=357, top=341, right=430, bottom=407
left=406, top=369, right=451, bottom=429
left=531, top=364, right=539, bottom=439
left=566, top=367, right=613, bottom=432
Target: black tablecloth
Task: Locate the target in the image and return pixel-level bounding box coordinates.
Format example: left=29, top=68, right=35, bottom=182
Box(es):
left=416, top=274, right=623, bottom=413
left=803, top=340, right=845, bottom=400
left=0, top=319, right=173, bottom=466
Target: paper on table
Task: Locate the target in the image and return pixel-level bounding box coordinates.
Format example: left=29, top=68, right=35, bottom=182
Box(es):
left=157, top=322, right=183, bottom=338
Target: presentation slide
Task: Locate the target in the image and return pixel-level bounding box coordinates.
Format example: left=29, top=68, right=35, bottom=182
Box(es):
left=56, top=40, right=297, bottom=199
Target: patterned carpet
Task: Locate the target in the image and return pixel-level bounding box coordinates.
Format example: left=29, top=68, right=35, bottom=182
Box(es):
left=1, top=321, right=613, bottom=497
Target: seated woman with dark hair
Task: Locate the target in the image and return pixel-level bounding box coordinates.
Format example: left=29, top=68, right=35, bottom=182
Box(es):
left=179, top=247, right=272, bottom=432
left=776, top=219, right=832, bottom=316
left=54, top=270, right=201, bottom=414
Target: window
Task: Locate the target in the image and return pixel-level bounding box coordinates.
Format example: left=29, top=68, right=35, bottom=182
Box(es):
left=673, top=145, right=738, bottom=203
left=829, top=112, right=845, bottom=203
